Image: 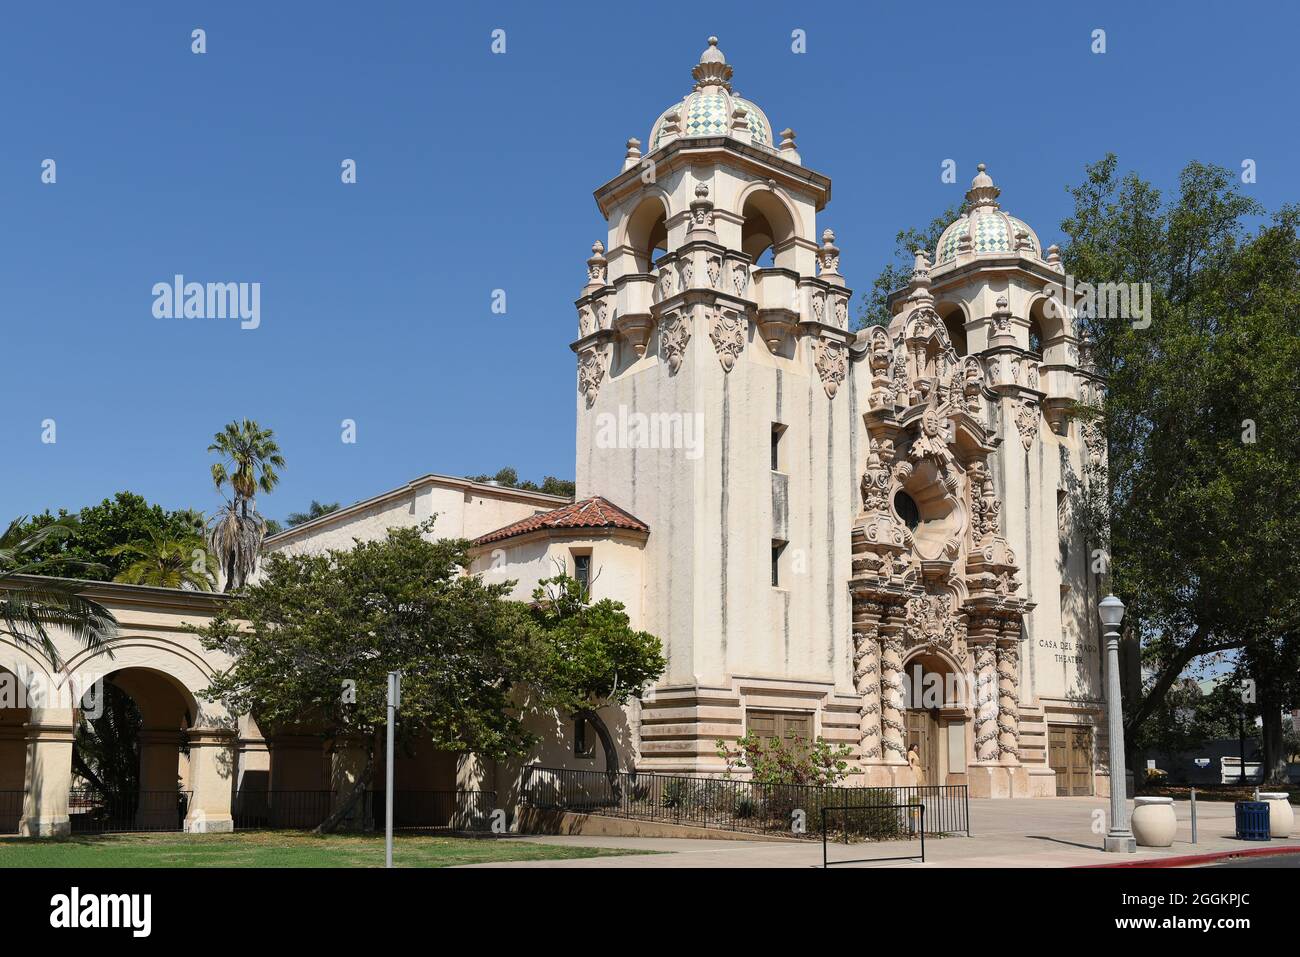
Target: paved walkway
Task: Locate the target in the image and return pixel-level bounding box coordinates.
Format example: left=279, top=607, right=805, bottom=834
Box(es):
left=463, top=798, right=1297, bottom=868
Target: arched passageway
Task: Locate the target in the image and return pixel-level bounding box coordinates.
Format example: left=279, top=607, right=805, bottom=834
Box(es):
left=901, top=651, right=970, bottom=787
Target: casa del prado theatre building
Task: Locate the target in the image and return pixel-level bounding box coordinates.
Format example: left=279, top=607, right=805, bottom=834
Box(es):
left=274, top=36, right=1111, bottom=800
left=4, top=36, right=1114, bottom=839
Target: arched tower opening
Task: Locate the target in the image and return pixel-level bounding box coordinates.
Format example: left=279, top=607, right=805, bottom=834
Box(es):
left=624, top=195, right=669, bottom=273
left=740, top=190, right=796, bottom=269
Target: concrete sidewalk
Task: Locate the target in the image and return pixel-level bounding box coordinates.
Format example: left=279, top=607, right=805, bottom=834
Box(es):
left=462, top=798, right=1298, bottom=868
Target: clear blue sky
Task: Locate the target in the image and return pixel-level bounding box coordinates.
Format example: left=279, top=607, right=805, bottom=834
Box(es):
left=3, top=1, right=1297, bottom=523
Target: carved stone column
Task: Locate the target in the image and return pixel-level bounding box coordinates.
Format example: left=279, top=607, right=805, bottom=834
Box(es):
left=996, top=635, right=1021, bottom=764
left=969, top=631, right=1001, bottom=765
left=878, top=604, right=908, bottom=766
left=853, top=625, right=882, bottom=763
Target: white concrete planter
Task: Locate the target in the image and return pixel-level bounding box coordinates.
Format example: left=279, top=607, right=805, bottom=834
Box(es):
left=1131, top=796, right=1177, bottom=847
left=1259, top=793, right=1294, bottom=838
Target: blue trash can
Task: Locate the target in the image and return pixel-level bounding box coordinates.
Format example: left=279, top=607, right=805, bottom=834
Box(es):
left=1235, top=801, right=1271, bottom=841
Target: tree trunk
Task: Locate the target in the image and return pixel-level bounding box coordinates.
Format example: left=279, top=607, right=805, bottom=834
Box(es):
left=1259, top=687, right=1289, bottom=786
left=314, top=740, right=376, bottom=835
left=575, top=708, right=621, bottom=799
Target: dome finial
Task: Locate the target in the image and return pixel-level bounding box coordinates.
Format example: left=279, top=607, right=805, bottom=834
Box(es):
left=966, top=162, right=1001, bottom=209
left=692, top=35, right=733, bottom=91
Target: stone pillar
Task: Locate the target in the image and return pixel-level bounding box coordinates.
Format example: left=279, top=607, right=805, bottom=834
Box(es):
left=19, top=707, right=75, bottom=837
left=971, top=639, right=1000, bottom=765
left=996, top=638, right=1021, bottom=764
left=853, top=626, right=882, bottom=765
left=185, top=728, right=235, bottom=832
left=878, top=605, right=908, bottom=767
left=137, top=729, right=183, bottom=829
left=329, top=735, right=372, bottom=831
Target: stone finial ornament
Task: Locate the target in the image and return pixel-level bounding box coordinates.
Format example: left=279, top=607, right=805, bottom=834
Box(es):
left=586, top=240, right=607, bottom=288
left=818, top=228, right=841, bottom=279
left=778, top=127, right=801, bottom=164
left=692, top=36, right=734, bottom=91
left=623, top=137, right=642, bottom=172
left=966, top=162, right=1002, bottom=209
left=688, top=182, right=717, bottom=238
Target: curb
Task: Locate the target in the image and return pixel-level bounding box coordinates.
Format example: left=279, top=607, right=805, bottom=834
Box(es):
left=1078, top=844, right=1300, bottom=868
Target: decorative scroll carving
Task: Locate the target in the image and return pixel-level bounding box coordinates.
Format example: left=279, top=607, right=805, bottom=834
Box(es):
left=1015, top=400, right=1040, bottom=449
left=813, top=338, right=847, bottom=398
left=902, top=590, right=967, bottom=664
left=659, top=312, right=691, bottom=375
left=577, top=350, right=606, bottom=407
left=708, top=307, right=745, bottom=373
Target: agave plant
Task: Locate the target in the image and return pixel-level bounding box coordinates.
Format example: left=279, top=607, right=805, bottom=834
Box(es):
left=109, top=529, right=217, bottom=591
left=0, top=517, right=117, bottom=665
left=206, top=418, right=285, bottom=592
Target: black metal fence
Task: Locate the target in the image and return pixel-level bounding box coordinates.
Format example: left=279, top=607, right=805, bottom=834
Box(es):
left=521, top=765, right=969, bottom=841
left=0, top=790, right=24, bottom=835
left=233, top=789, right=495, bottom=832
left=822, top=803, right=926, bottom=866
left=68, top=789, right=191, bottom=833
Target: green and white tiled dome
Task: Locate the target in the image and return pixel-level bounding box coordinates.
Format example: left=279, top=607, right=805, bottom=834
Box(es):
left=934, top=164, right=1042, bottom=266
left=648, top=38, right=775, bottom=152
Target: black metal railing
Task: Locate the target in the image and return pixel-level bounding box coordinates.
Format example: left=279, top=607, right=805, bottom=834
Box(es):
left=0, top=790, right=24, bottom=835
left=822, top=803, right=926, bottom=866
left=233, top=789, right=337, bottom=830
left=373, top=790, right=496, bottom=832
left=521, top=766, right=969, bottom=841
left=232, top=789, right=496, bottom=832
left=68, top=789, right=191, bottom=833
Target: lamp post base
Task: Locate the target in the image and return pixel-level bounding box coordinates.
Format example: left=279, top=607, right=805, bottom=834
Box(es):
left=1104, top=831, right=1137, bottom=853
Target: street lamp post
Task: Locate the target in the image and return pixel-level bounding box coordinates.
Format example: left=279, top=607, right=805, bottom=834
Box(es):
left=1099, top=595, right=1135, bottom=853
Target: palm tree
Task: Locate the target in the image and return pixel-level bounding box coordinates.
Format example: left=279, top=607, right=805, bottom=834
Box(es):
left=206, top=419, right=285, bottom=592
left=109, top=529, right=217, bottom=591
left=0, top=517, right=117, bottom=665
left=285, top=500, right=340, bottom=527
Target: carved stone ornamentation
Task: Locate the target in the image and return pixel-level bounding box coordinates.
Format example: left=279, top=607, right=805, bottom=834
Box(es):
left=659, top=312, right=691, bottom=375
left=577, top=307, right=594, bottom=337
left=732, top=262, right=749, bottom=296
left=707, top=255, right=722, bottom=289
left=810, top=291, right=825, bottom=323
left=902, top=590, right=967, bottom=664
left=1014, top=400, right=1039, bottom=450
left=834, top=298, right=848, bottom=328
left=708, top=308, right=745, bottom=373
left=577, top=350, right=606, bottom=407
left=813, top=338, right=847, bottom=398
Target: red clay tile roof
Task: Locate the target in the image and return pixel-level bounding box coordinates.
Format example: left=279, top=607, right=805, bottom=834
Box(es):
left=473, top=496, right=649, bottom=546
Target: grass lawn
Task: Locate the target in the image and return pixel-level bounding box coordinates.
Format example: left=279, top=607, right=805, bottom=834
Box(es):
left=0, top=831, right=658, bottom=868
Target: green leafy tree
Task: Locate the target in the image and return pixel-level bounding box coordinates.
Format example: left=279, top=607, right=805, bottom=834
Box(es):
left=10, top=492, right=205, bottom=582
left=0, top=518, right=117, bottom=665
left=285, top=501, right=341, bottom=528
left=716, top=732, right=854, bottom=786
left=858, top=204, right=963, bottom=329
left=109, top=528, right=217, bottom=591
left=467, top=467, right=575, bottom=500
left=192, top=520, right=539, bottom=832
left=527, top=572, right=665, bottom=776
left=206, top=419, right=285, bottom=592
left=1059, top=155, right=1300, bottom=779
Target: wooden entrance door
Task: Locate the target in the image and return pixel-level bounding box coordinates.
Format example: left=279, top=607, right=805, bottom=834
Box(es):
left=1048, top=725, right=1094, bottom=796
left=905, top=710, right=940, bottom=785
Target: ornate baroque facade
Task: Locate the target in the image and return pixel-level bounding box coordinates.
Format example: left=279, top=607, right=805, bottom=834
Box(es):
left=557, top=38, right=1109, bottom=798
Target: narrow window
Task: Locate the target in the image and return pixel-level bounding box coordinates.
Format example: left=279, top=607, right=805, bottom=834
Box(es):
left=771, top=541, right=786, bottom=587
left=574, top=716, right=594, bottom=758
left=771, top=423, right=786, bottom=471
left=574, top=553, right=591, bottom=598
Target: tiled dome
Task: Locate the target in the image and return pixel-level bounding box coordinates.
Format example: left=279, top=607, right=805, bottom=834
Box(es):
left=648, top=38, right=774, bottom=152
left=935, top=164, right=1042, bottom=266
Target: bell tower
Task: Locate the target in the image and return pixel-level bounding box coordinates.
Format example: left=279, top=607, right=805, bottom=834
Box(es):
left=570, top=37, right=861, bottom=773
